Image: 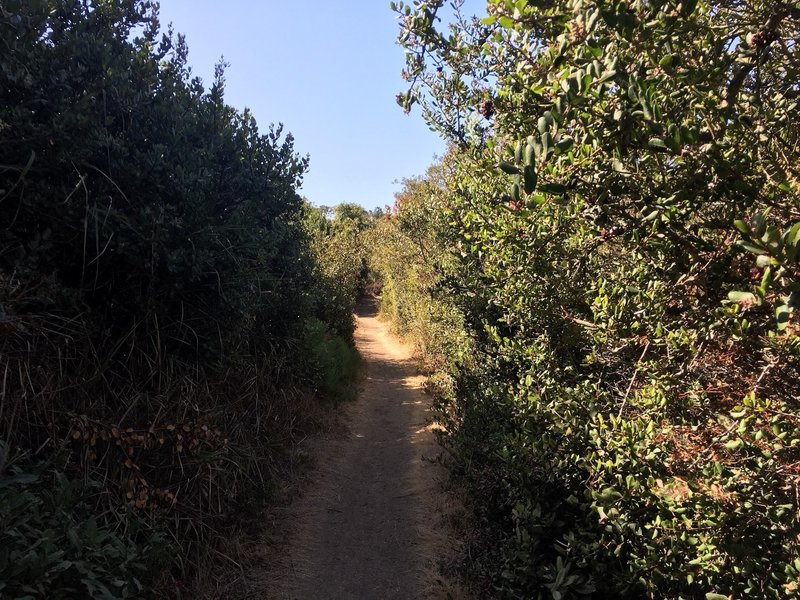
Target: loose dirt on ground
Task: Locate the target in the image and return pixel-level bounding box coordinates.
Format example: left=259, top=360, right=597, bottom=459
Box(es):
left=260, top=298, right=466, bottom=599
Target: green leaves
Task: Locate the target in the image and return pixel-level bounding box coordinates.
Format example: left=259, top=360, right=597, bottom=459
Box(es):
left=647, top=137, right=669, bottom=152
left=555, top=136, right=574, bottom=154
left=0, top=472, right=38, bottom=488
left=395, top=0, right=800, bottom=595
left=525, top=141, right=536, bottom=166
left=498, top=16, right=515, bottom=28
left=538, top=183, right=567, bottom=195
left=523, top=165, right=537, bottom=194
left=0, top=467, right=161, bottom=598
left=775, top=301, right=791, bottom=331
left=658, top=54, right=675, bottom=68
left=541, top=131, right=553, bottom=157
left=724, top=438, right=743, bottom=451
left=727, top=291, right=758, bottom=305
left=498, top=139, right=540, bottom=197
left=498, top=162, right=521, bottom=175
left=783, top=222, right=800, bottom=261
left=537, top=116, right=549, bottom=134
left=732, top=211, right=799, bottom=330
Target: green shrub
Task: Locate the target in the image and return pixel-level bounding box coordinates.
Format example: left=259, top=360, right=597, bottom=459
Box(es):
left=0, top=1, right=360, bottom=594
left=304, top=203, right=373, bottom=341
left=366, top=167, right=472, bottom=377
left=303, top=318, right=360, bottom=404
left=0, top=452, right=168, bottom=599
left=391, top=0, right=800, bottom=597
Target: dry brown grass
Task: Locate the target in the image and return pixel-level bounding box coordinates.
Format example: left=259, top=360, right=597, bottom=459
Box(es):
left=0, top=308, right=340, bottom=594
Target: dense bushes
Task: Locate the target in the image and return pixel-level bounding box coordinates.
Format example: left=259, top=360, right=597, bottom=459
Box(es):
left=385, top=0, right=800, bottom=597
left=302, top=318, right=360, bottom=404
left=1, top=1, right=360, bottom=596
left=0, top=452, right=167, bottom=599
left=366, top=165, right=472, bottom=378
left=300, top=203, right=371, bottom=403
left=304, top=203, right=372, bottom=341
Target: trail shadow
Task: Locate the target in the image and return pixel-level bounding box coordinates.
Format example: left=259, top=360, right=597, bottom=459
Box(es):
left=356, top=295, right=380, bottom=319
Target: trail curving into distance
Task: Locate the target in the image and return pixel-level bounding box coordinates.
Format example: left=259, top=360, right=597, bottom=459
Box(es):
left=270, top=298, right=461, bottom=599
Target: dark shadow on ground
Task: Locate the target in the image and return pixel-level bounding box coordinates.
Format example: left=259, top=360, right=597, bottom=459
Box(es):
left=356, top=295, right=380, bottom=319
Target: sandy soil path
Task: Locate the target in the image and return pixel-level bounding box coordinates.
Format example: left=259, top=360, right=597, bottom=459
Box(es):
left=271, top=299, right=458, bottom=599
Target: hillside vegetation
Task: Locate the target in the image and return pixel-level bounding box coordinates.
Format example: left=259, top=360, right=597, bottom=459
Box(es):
left=369, top=0, right=800, bottom=597
left=0, top=2, right=363, bottom=597
left=4, top=0, right=800, bottom=598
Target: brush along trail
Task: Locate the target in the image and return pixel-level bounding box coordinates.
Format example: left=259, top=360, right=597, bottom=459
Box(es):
left=270, top=298, right=461, bottom=599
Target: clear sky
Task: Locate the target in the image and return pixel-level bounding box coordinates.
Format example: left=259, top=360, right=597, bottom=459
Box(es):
left=155, top=1, right=461, bottom=211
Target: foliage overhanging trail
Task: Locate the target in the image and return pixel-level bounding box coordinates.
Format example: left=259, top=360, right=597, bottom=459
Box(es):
left=369, top=0, right=800, bottom=597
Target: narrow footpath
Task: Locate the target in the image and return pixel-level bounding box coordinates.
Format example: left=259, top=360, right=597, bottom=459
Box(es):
left=271, top=298, right=460, bottom=599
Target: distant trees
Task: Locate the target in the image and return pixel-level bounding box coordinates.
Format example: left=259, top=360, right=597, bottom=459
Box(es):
left=333, top=202, right=370, bottom=228
left=385, top=0, right=800, bottom=597
left=367, top=161, right=473, bottom=375
left=304, top=201, right=376, bottom=340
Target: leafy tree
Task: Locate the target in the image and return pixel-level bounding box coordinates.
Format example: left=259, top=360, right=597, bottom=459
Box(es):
left=367, top=161, right=472, bottom=373
left=391, top=0, right=800, bottom=597
left=0, top=1, right=356, bottom=595
left=333, top=202, right=370, bottom=229
left=304, top=202, right=373, bottom=340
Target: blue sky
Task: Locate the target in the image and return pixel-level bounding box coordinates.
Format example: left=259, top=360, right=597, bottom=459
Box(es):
left=155, top=1, right=468, bottom=210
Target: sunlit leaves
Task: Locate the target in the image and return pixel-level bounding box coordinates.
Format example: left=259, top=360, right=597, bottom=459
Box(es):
left=394, top=0, right=800, bottom=595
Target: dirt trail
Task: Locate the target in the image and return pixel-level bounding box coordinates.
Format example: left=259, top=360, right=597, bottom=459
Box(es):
left=270, top=298, right=459, bottom=599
